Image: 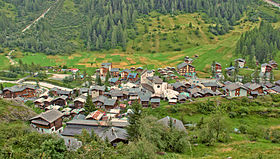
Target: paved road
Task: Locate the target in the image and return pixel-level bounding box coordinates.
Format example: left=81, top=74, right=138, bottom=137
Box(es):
left=264, top=0, right=280, bottom=8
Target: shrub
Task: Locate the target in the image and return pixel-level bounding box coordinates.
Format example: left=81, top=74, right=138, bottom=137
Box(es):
left=270, top=129, right=280, bottom=143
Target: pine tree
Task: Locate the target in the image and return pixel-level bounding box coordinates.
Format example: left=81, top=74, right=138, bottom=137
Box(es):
left=126, top=102, right=143, bottom=141
left=84, top=93, right=96, bottom=115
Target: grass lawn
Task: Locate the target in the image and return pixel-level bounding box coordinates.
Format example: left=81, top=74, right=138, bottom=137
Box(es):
left=1, top=83, right=16, bottom=88
left=0, top=54, right=9, bottom=70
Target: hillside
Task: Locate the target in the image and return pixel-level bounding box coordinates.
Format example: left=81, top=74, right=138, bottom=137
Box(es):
left=0, top=0, right=279, bottom=74
left=0, top=98, right=36, bottom=123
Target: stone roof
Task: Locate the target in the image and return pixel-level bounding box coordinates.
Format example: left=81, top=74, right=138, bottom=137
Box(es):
left=30, top=109, right=63, bottom=123
left=52, top=95, right=68, bottom=101
left=110, top=89, right=123, bottom=97
left=90, top=85, right=106, bottom=91
left=141, top=83, right=155, bottom=93
left=104, top=99, right=117, bottom=106
left=244, top=83, right=262, bottom=90
left=92, top=95, right=107, bottom=103
left=147, top=76, right=163, bottom=84
left=100, top=127, right=128, bottom=143
left=202, top=82, right=219, bottom=87
left=223, top=83, right=247, bottom=91
left=66, top=119, right=129, bottom=128
left=158, top=116, right=187, bottom=132
left=110, top=68, right=120, bottom=72
left=271, top=86, right=280, bottom=93
left=177, top=62, right=194, bottom=69
left=172, top=82, right=185, bottom=89
left=79, top=88, right=89, bottom=94
left=138, top=92, right=151, bottom=102
left=3, top=85, right=36, bottom=93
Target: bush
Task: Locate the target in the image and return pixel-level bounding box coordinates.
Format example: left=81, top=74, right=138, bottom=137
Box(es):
left=270, top=129, right=280, bottom=143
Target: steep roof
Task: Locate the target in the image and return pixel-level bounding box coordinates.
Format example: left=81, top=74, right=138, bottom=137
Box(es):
left=100, top=127, right=128, bottom=143
left=177, top=62, right=188, bottom=69
left=172, top=82, right=186, bottom=89
left=158, top=116, right=187, bottom=132
left=147, top=76, right=163, bottom=84
left=141, top=83, right=155, bottom=93
left=30, top=109, right=63, bottom=123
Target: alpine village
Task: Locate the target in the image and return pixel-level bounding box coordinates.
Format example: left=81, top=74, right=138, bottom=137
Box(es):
left=1, top=0, right=280, bottom=158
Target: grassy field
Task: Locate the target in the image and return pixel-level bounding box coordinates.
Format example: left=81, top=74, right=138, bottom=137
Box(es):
left=0, top=53, right=9, bottom=70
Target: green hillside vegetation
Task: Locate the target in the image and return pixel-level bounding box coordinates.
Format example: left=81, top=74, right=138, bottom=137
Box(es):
left=144, top=95, right=280, bottom=158
left=1, top=95, right=280, bottom=158
left=0, top=0, right=267, bottom=54
left=0, top=99, right=37, bottom=123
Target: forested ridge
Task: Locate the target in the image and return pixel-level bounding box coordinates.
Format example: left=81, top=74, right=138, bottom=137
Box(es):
left=0, top=0, right=262, bottom=55
left=236, top=21, right=280, bottom=65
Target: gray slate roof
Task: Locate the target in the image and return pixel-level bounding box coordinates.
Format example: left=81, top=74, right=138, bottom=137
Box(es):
left=4, top=85, right=36, bottom=93
left=177, top=63, right=194, bottom=69
left=141, top=83, right=155, bottom=94
left=104, top=99, right=117, bottom=106
left=172, top=82, right=186, bottom=89
left=30, top=109, right=63, bottom=123
left=100, top=127, right=128, bottom=143
left=158, top=116, right=187, bottom=132
left=90, top=85, right=106, bottom=91
left=271, top=86, right=280, bottom=93
left=202, top=82, right=219, bottom=87
left=223, top=83, right=247, bottom=91
left=244, top=83, right=262, bottom=90
left=138, top=92, right=151, bottom=102
left=110, top=68, right=120, bottom=72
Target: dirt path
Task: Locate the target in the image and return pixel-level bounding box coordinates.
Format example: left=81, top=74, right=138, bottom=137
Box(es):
left=5, top=50, right=17, bottom=65
left=22, top=0, right=60, bottom=33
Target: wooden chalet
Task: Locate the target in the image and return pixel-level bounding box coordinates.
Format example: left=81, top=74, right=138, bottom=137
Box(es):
left=177, top=63, right=196, bottom=77
left=3, top=85, right=37, bottom=98
left=30, top=109, right=63, bottom=134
